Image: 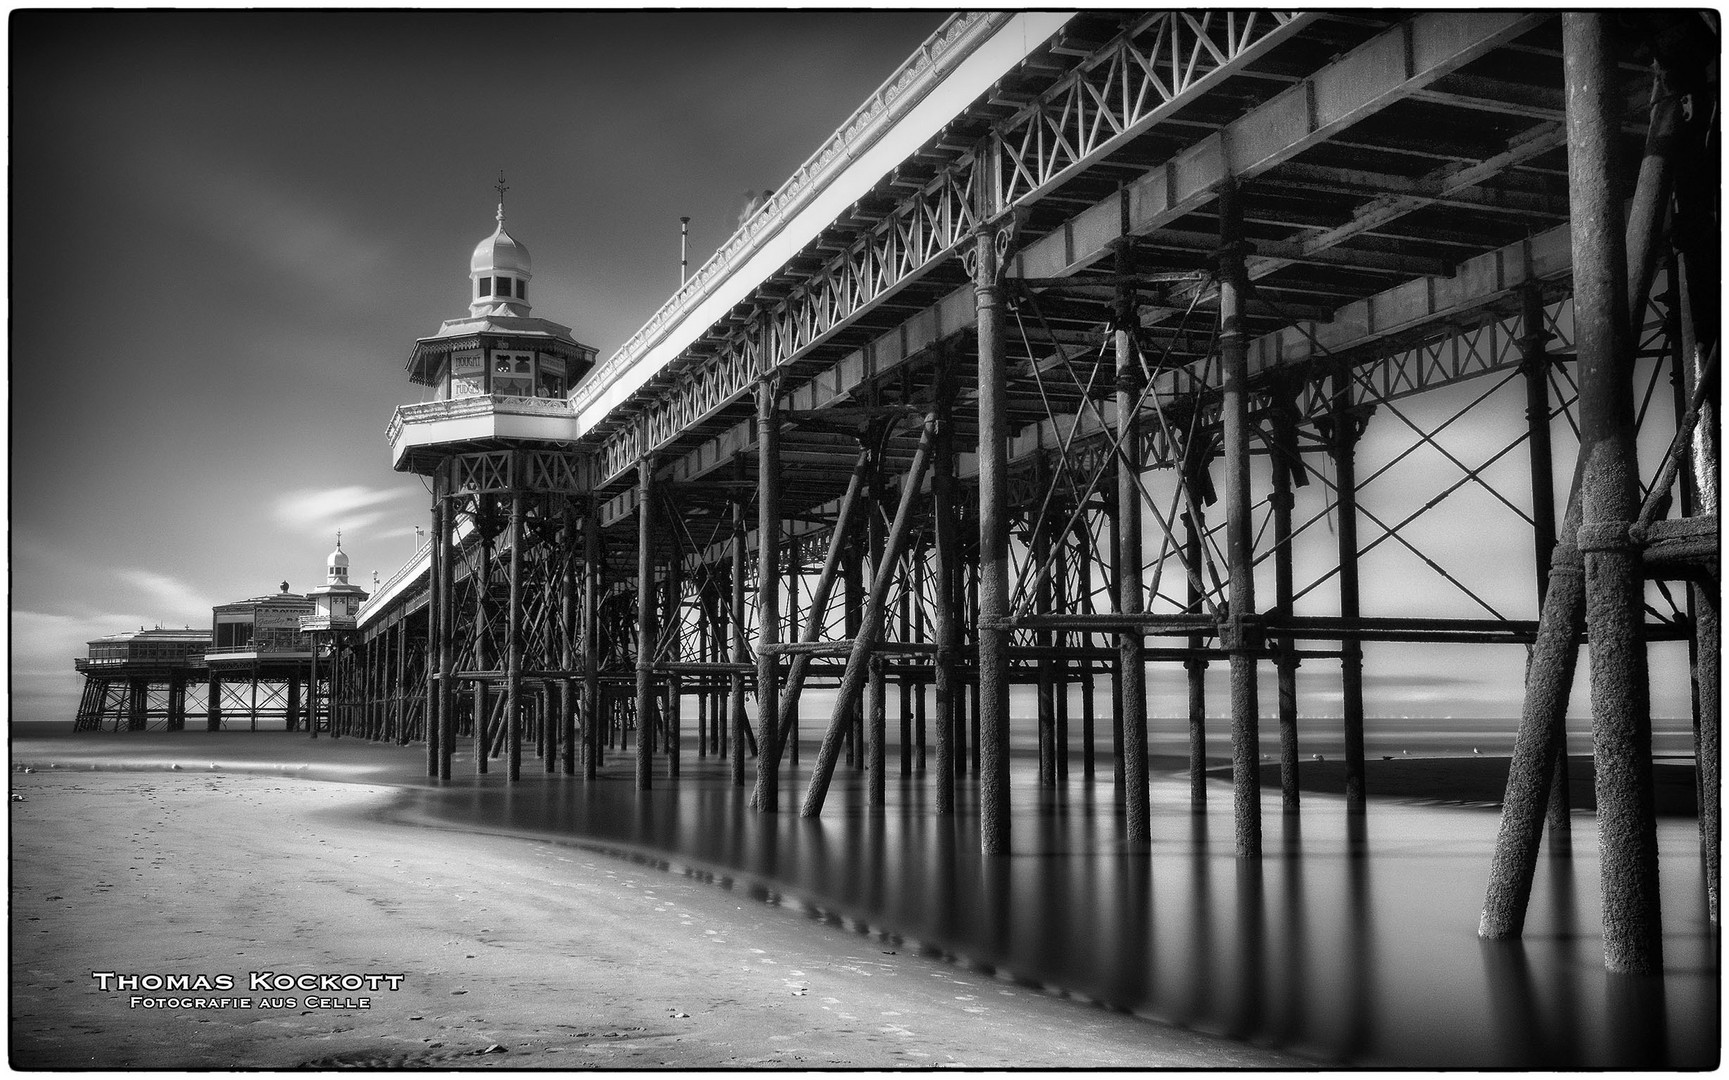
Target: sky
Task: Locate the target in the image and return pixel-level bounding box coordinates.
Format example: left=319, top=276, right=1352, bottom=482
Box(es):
left=10, top=9, right=1696, bottom=730
left=9, top=9, right=946, bottom=721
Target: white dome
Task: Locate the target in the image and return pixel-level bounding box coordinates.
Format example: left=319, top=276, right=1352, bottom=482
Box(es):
left=471, top=222, right=532, bottom=278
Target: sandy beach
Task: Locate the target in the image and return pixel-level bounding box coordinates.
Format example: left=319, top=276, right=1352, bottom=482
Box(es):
left=10, top=750, right=1303, bottom=1070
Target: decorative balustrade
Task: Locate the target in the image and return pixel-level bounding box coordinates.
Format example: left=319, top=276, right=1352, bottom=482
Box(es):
left=568, top=12, right=1006, bottom=418
left=387, top=392, right=578, bottom=444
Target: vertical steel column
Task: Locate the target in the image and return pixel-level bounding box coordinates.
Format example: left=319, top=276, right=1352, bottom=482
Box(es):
left=505, top=484, right=525, bottom=781
left=932, top=364, right=958, bottom=814
left=754, top=378, right=784, bottom=811
left=1107, top=485, right=1125, bottom=790
left=843, top=536, right=864, bottom=769
left=395, top=616, right=409, bottom=746
left=730, top=456, right=748, bottom=787
left=1077, top=514, right=1097, bottom=783
left=974, top=224, right=1013, bottom=855
left=582, top=495, right=601, bottom=781
left=1331, top=366, right=1368, bottom=810
left=1564, top=12, right=1660, bottom=975
left=1219, top=179, right=1262, bottom=858
left=1035, top=470, right=1057, bottom=789
left=304, top=648, right=316, bottom=740
left=437, top=467, right=456, bottom=779
left=899, top=565, right=914, bottom=778
left=635, top=454, right=657, bottom=791
left=666, top=524, right=682, bottom=779
left=785, top=548, right=801, bottom=767
left=1114, top=239, right=1150, bottom=841
left=867, top=433, right=888, bottom=805
left=1269, top=385, right=1301, bottom=814
left=1054, top=521, right=1070, bottom=783
left=1182, top=499, right=1209, bottom=807
left=560, top=501, right=576, bottom=774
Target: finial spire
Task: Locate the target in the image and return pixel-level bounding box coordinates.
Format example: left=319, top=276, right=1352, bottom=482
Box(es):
left=335, top=529, right=342, bottom=549
left=494, top=171, right=509, bottom=224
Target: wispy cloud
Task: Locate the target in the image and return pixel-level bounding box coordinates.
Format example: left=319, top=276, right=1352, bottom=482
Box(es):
left=113, top=569, right=214, bottom=621
left=139, top=153, right=394, bottom=310
left=274, top=485, right=407, bottom=537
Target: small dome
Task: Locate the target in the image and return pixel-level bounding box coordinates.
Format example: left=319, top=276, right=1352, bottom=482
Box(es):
left=327, top=534, right=349, bottom=583
left=471, top=222, right=532, bottom=278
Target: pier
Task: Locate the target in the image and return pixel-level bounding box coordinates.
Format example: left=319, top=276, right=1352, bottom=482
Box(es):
left=284, top=12, right=1716, bottom=978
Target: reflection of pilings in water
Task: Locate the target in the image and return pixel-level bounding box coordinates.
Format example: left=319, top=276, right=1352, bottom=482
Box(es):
left=982, top=854, right=1013, bottom=958
left=1276, top=814, right=1307, bottom=1045
left=1481, top=940, right=1547, bottom=1067
left=1110, top=850, right=1153, bottom=1010
left=1341, top=811, right=1376, bottom=1061
left=1231, top=859, right=1265, bottom=1039
left=1184, top=812, right=1213, bottom=1026
left=929, top=817, right=957, bottom=945
left=1547, top=843, right=1584, bottom=1059
left=1606, top=973, right=1670, bottom=1069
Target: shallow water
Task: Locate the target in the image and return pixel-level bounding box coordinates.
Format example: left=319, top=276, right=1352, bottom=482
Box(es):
left=15, top=727, right=1719, bottom=1067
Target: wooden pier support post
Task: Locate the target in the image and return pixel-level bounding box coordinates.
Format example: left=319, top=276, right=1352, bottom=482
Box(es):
left=635, top=453, right=658, bottom=790
left=932, top=364, right=959, bottom=814
left=1219, top=178, right=1262, bottom=858
left=1564, top=11, right=1660, bottom=975
left=753, top=377, right=785, bottom=811
left=1114, top=234, right=1151, bottom=844
left=505, top=486, right=525, bottom=781
left=974, top=222, right=1013, bottom=855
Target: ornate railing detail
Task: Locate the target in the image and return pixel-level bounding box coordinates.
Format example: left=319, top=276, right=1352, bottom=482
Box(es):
left=584, top=11, right=1308, bottom=489
left=387, top=393, right=576, bottom=444
left=570, top=12, right=1010, bottom=417
left=991, top=11, right=1301, bottom=207
left=357, top=537, right=435, bottom=624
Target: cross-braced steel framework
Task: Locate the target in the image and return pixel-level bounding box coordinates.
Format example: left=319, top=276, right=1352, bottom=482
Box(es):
left=358, top=10, right=1717, bottom=977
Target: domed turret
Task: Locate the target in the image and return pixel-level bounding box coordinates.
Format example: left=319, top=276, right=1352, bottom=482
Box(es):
left=469, top=174, right=533, bottom=317
left=327, top=533, right=350, bottom=585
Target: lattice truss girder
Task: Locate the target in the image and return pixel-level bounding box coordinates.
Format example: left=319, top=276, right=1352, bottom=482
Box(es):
left=1001, top=311, right=1693, bottom=636
left=592, top=11, right=1308, bottom=488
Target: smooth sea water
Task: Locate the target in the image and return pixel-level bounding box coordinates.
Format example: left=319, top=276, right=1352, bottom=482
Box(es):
left=13, top=718, right=1719, bottom=1068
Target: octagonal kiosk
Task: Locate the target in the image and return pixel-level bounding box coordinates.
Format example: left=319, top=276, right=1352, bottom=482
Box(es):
left=386, top=193, right=597, bottom=781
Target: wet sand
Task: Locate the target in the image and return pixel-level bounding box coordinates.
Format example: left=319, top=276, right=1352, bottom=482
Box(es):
left=9, top=750, right=1301, bottom=1070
